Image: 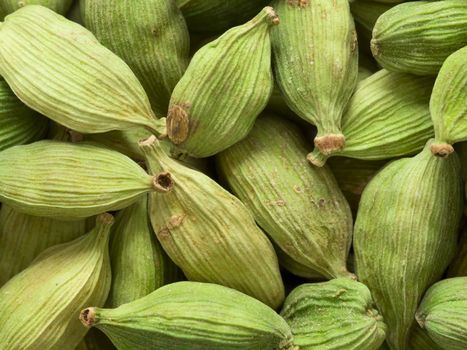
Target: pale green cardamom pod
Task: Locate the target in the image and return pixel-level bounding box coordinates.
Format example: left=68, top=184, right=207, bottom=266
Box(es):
left=80, top=281, right=297, bottom=350
left=408, top=324, right=443, bottom=350
left=0, top=213, right=114, bottom=350
left=0, top=0, right=73, bottom=19
left=0, top=140, right=157, bottom=219
left=273, top=243, right=324, bottom=280
left=271, top=0, right=358, bottom=155
left=371, top=0, right=467, bottom=76
left=166, top=7, right=278, bottom=158
left=139, top=136, right=285, bottom=309
left=217, top=114, right=354, bottom=280
left=415, top=277, right=467, bottom=350
left=308, top=70, right=435, bottom=167
left=281, top=278, right=387, bottom=350
left=83, top=0, right=189, bottom=116
left=0, top=5, right=164, bottom=134
left=354, top=140, right=463, bottom=350
left=448, top=228, right=467, bottom=277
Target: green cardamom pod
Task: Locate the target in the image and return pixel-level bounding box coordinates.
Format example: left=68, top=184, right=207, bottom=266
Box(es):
left=0, top=0, right=73, bottom=19
left=308, top=69, right=435, bottom=166
left=354, top=140, right=463, bottom=350
left=0, top=140, right=158, bottom=219
left=0, top=5, right=164, bottom=134
left=281, top=278, right=387, bottom=350
left=139, top=136, right=285, bottom=309
left=271, top=0, right=358, bottom=155
left=448, top=228, right=467, bottom=277
left=408, top=324, right=443, bottom=350
left=429, top=46, right=467, bottom=157
left=217, top=114, right=354, bottom=280
left=274, top=243, right=324, bottom=280
left=80, top=281, right=297, bottom=350
left=416, top=277, right=467, bottom=350
left=0, top=213, right=114, bottom=350
left=166, top=7, right=278, bottom=158
left=371, top=0, right=467, bottom=75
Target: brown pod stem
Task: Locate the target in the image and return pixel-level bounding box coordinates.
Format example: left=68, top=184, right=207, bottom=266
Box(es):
left=79, top=307, right=96, bottom=328
left=430, top=143, right=454, bottom=158
left=314, top=134, right=346, bottom=155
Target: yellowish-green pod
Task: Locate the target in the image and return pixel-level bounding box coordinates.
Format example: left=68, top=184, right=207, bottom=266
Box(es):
left=0, top=0, right=73, bottom=19
left=308, top=70, right=435, bottom=166
left=0, top=5, right=164, bottom=134
left=166, top=7, right=278, bottom=158
left=354, top=141, right=463, bottom=350
left=409, top=325, right=443, bottom=350
left=429, top=46, right=467, bottom=157
left=0, top=140, right=157, bottom=219
left=271, top=0, right=358, bottom=155
left=80, top=281, right=297, bottom=350
left=273, top=242, right=324, bottom=280
left=281, top=279, right=387, bottom=350
left=83, top=0, right=189, bottom=116
left=416, top=277, right=467, bottom=350
left=140, top=136, right=285, bottom=309
left=371, top=0, right=467, bottom=76
left=0, top=213, right=114, bottom=350
left=217, top=114, right=354, bottom=280
left=448, top=228, right=467, bottom=277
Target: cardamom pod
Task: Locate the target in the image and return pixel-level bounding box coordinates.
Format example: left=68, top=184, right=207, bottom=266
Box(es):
left=308, top=69, right=435, bottom=166
left=0, top=140, right=158, bottom=219
left=0, top=5, right=164, bottom=134
left=354, top=140, right=463, bottom=350
left=448, top=227, right=467, bottom=277
left=281, top=278, right=387, bottom=350
left=140, top=136, right=285, bottom=309
left=274, top=244, right=323, bottom=280
left=75, top=328, right=115, bottom=350
left=166, top=7, right=278, bottom=158
left=416, top=277, right=467, bottom=350
left=80, top=281, right=297, bottom=350
left=0, top=0, right=73, bottom=19
left=371, top=0, right=467, bottom=75
left=271, top=0, right=358, bottom=155
left=0, top=213, right=114, bottom=350
left=409, top=324, right=443, bottom=350
left=217, top=114, right=354, bottom=280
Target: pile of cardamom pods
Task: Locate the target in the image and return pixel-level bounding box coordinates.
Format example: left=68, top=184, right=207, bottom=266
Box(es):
left=0, top=0, right=466, bottom=349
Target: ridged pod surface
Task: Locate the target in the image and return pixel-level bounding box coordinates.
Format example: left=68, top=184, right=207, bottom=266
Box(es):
left=408, top=325, right=443, bottom=350
left=371, top=0, right=467, bottom=75
left=429, top=46, right=467, bottom=157
left=80, top=282, right=296, bottom=350
left=0, top=140, right=156, bottom=219
left=448, top=228, right=467, bottom=277
left=354, top=141, right=463, bottom=350
left=83, top=0, right=189, bottom=116
left=281, top=279, right=387, bottom=350
left=140, top=136, right=284, bottom=309
left=0, top=214, right=114, bottom=350
left=0, top=0, right=73, bottom=19
left=308, top=70, right=435, bottom=166
left=0, top=5, right=164, bottom=134
left=271, top=0, right=358, bottom=155
left=416, top=277, right=467, bottom=350
left=217, top=114, right=354, bottom=279
left=273, top=242, right=323, bottom=280
left=166, top=7, right=277, bottom=158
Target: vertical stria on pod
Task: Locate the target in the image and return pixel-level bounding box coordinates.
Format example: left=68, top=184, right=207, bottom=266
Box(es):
left=0, top=0, right=74, bottom=20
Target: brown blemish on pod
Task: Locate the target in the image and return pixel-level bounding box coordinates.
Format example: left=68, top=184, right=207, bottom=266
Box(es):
left=167, top=104, right=190, bottom=145
left=79, top=307, right=96, bottom=328
left=430, top=143, right=454, bottom=158
left=314, top=134, right=345, bottom=155
left=288, top=0, right=309, bottom=8
left=153, top=172, right=174, bottom=193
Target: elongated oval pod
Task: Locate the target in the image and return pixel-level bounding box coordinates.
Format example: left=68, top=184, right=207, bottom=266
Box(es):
left=354, top=140, right=463, bottom=350
left=0, top=213, right=114, bottom=350
left=429, top=46, right=467, bottom=157
left=271, top=0, right=358, bottom=155
left=308, top=70, right=435, bottom=166
left=371, top=0, right=467, bottom=75
left=80, top=281, right=296, bottom=350
left=0, top=0, right=73, bottom=19
left=217, top=114, right=354, bottom=279
left=281, top=279, right=387, bottom=350
left=0, top=5, right=164, bottom=134
left=0, top=140, right=158, bottom=219
left=166, top=7, right=278, bottom=158
left=448, top=228, right=467, bottom=277
left=416, top=277, right=467, bottom=350
left=139, top=136, right=284, bottom=309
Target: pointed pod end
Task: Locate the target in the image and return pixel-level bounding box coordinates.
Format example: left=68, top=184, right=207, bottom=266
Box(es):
left=370, top=38, right=380, bottom=58
left=79, top=307, right=97, bottom=328
left=264, top=6, right=280, bottom=26
left=415, top=312, right=426, bottom=329
left=314, top=134, right=345, bottom=155
left=152, top=172, right=174, bottom=193
left=430, top=143, right=454, bottom=158
left=307, top=150, right=328, bottom=167
left=139, top=134, right=158, bottom=148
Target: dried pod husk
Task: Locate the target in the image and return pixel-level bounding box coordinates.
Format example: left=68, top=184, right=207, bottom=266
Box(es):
left=271, top=0, right=358, bottom=155
left=371, top=0, right=467, bottom=76
left=429, top=47, right=467, bottom=157
left=166, top=7, right=278, bottom=158
left=0, top=213, right=114, bottom=350
left=281, top=279, right=387, bottom=350
left=416, top=277, right=467, bottom=350
left=140, top=136, right=284, bottom=309
left=0, top=0, right=73, bottom=19
left=217, top=114, right=354, bottom=280
left=408, top=324, right=443, bottom=350
left=0, top=5, right=164, bottom=134
left=83, top=0, right=189, bottom=116
left=354, top=140, right=463, bottom=350
left=448, top=228, right=467, bottom=277
left=308, top=70, right=435, bottom=167
left=0, top=140, right=156, bottom=219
